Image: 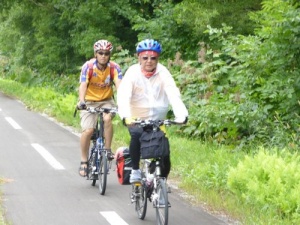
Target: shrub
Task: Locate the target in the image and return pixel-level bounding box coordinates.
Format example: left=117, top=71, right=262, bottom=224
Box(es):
left=227, top=148, right=300, bottom=222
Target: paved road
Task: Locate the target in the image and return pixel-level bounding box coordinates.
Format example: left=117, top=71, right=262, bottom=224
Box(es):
left=0, top=92, right=228, bottom=225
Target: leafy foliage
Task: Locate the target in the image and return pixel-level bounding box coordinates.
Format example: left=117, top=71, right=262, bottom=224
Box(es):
left=227, top=149, right=300, bottom=223
left=0, top=0, right=261, bottom=74
left=1, top=0, right=299, bottom=148
left=170, top=0, right=300, bottom=148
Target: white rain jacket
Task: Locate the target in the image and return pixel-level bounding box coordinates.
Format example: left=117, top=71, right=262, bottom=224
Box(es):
left=117, top=63, right=188, bottom=122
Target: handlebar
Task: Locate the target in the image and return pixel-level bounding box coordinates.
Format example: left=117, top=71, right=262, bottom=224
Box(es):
left=130, top=119, right=183, bottom=127
left=85, top=107, right=118, bottom=115
left=73, top=106, right=118, bottom=117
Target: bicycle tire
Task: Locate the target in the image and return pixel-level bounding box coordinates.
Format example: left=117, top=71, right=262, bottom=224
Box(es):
left=88, top=150, right=97, bottom=186
left=98, top=150, right=107, bottom=195
left=134, top=183, right=147, bottom=220
left=155, top=178, right=169, bottom=225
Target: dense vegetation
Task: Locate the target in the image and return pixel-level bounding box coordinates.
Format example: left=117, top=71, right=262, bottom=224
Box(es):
left=0, top=0, right=262, bottom=71
left=1, top=0, right=300, bottom=224
left=1, top=0, right=299, bottom=148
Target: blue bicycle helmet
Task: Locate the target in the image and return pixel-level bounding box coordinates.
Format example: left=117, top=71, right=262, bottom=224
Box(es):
left=136, top=39, right=162, bottom=54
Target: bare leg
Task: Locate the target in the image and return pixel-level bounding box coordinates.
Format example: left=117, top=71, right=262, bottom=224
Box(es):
left=79, top=128, right=93, bottom=176
left=103, top=113, right=113, bottom=150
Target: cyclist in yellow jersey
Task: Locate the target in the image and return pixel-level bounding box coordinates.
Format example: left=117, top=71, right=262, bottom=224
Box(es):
left=117, top=39, right=188, bottom=183
left=77, top=40, right=122, bottom=177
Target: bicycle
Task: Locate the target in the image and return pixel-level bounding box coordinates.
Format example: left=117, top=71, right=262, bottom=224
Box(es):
left=80, top=107, right=117, bottom=195
left=129, top=119, right=180, bottom=225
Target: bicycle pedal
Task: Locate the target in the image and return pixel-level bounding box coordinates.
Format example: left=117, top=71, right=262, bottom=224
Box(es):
left=90, top=175, right=98, bottom=180
left=132, top=182, right=142, bottom=186
left=167, top=186, right=171, bottom=193
left=130, top=195, right=137, bottom=204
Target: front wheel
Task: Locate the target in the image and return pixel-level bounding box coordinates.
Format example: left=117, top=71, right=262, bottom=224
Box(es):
left=98, top=150, right=107, bottom=195
left=155, top=179, right=169, bottom=225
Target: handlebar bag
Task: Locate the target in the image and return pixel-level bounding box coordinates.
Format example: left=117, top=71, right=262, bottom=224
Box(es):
left=139, top=130, right=170, bottom=159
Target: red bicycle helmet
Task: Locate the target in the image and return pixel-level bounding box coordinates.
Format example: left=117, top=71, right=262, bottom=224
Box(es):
left=93, top=40, right=113, bottom=52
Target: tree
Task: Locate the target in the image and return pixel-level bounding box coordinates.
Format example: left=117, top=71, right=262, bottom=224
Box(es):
left=178, top=0, right=300, bottom=146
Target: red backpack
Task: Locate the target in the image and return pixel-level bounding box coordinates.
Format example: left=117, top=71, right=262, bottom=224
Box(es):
left=115, top=147, right=132, bottom=185
left=87, top=59, right=117, bottom=82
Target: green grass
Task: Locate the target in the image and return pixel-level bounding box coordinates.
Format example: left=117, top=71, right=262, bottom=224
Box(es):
left=1, top=78, right=299, bottom=225
left=0, top=178, right=10, bottom=225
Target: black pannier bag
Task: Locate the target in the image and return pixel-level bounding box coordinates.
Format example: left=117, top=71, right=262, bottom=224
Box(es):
left=139, top=129, right=170, bottom=159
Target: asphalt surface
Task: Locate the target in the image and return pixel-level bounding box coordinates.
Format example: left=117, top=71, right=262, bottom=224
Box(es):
left=0, top=91, right=228, bottom=225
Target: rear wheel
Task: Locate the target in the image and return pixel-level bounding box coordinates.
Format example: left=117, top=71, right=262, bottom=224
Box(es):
left=155, top=179, right=169, bottom=225
left=98, top=150, right=107, bottom=195
left=134, top=183, right=147, bottom=220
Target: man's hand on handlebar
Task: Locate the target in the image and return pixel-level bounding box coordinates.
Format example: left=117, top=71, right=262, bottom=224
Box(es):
left=77, top=101, right=87, bottom=110
left=174, top=117, right=188, bottom=124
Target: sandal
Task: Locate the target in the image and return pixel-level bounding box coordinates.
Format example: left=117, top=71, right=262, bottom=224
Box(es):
left=78, top=161, right=88, bottom=177
left=106, top=149, right=115, bottom=161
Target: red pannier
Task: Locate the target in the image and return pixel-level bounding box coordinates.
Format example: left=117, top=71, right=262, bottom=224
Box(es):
left=115, top=147, right=132, bottom=185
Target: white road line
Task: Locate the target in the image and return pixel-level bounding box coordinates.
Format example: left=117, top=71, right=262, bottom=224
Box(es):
left=100, top=211, right=129, bottom=225
left=5, top=117, right=22, bottom=129
left=31, top=143, right=65, bottom=170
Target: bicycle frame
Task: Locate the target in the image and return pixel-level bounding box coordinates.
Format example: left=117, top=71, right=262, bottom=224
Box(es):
left=130, top=119, right=181, bottom=225
left=86, top=107, right=117, bottom=195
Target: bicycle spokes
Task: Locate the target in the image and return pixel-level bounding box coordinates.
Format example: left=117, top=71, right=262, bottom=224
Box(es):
left=155, top=180, right=169, bottom=225
left=98, top=152, right=108, bottom=195
left=132, top=183, right=147, bottom=220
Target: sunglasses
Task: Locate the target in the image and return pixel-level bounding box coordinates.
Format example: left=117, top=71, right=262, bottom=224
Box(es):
left=142, top=56, right=157, bottom=61
left=97, top=51, right=110, bottom=56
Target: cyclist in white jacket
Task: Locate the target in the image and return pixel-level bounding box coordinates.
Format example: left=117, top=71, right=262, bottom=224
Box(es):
left=117, top=39, right=188, bottom=183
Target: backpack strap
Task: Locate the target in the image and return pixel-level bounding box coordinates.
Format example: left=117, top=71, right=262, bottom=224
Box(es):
left=87, top=59, right=116, bottom=83
left=88, top=61, right=94, bottom=80
left=109, top=61, right=116, bottom=81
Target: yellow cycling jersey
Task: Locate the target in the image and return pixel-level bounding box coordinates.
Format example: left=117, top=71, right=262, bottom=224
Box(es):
left=80, top=60, right=122, bottom=101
